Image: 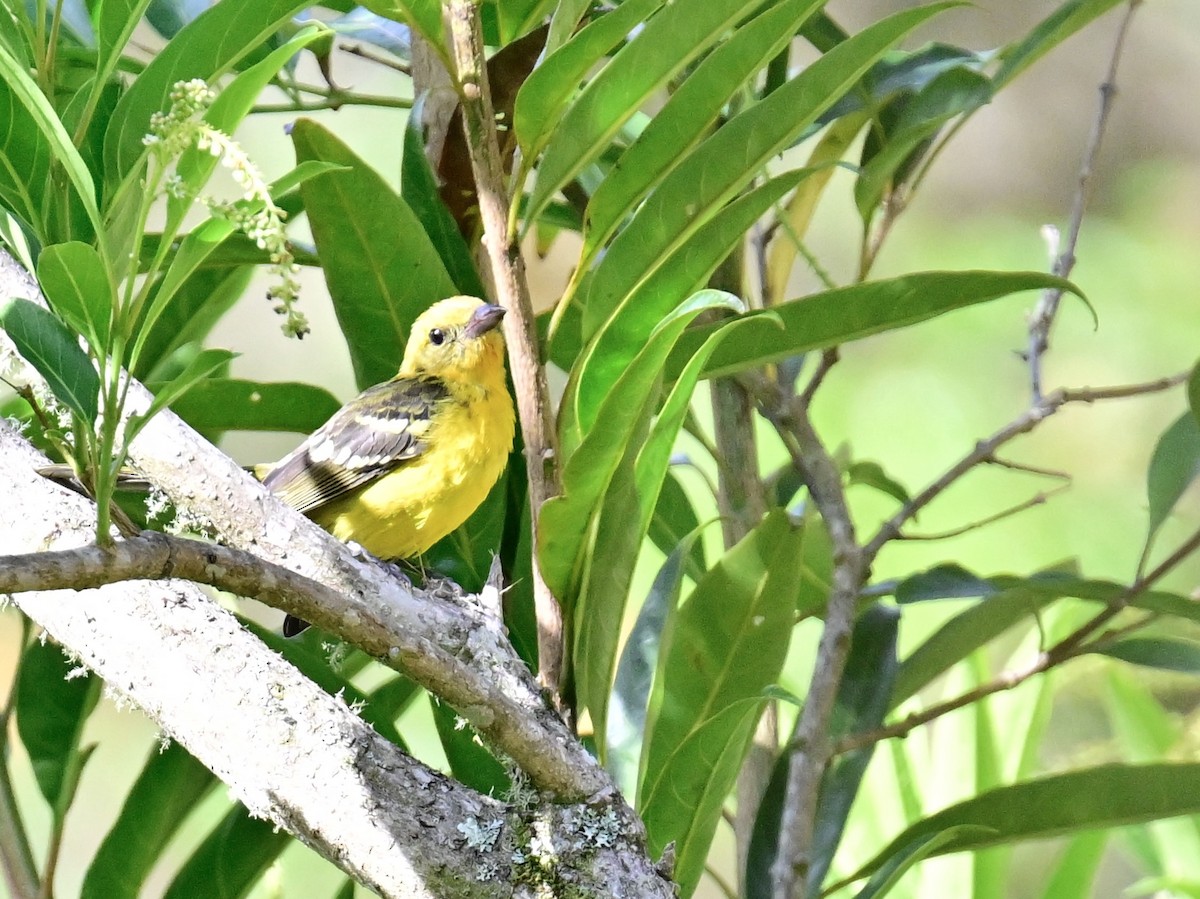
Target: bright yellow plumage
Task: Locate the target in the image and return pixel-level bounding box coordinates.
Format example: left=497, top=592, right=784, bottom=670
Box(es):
left=260, top=296, right=515, bottom=633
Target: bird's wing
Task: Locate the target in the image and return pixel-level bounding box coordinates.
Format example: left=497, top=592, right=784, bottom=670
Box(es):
left=261, top=376, right=449, bottom=514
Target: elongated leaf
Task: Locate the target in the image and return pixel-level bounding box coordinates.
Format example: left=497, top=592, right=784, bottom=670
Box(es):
left=848, top=460, right=911, bottom=507
left=583, top=3, right=957, bottom=337
left=15, top=639, right=98, bottom=806
left=82, top=743, right=216, bottom=899
left=400, top=116, right=485, bottom=297
left=608, top=527, right=704, bottom=798
left=515, top=0, right=664, bottom=161
left=93, top=0, right=156, bottom=114
left=0, top=42, right=103, bottom=240
left=895, top=564, right=998, bottom=603
left=666, top=270, right=1085, bottom=380
left=647, top=471, right=708, bottom=581
left=36, top=241, right=114, bottom=350
left=135, top=265, right=252, bottom=380
left=843, top=763, right=1200, bottom=884
left=527, top=0, right=763, bottom=224
left=580, top=0, right=825, bottom=269
left=993, top=0, right=1125, bottom=88
left=544, top=0, right=592, bottom=56
left=1038, top=832, right=1108, bottom=899
left=854, top=67, right=993, bottom=219
left=542, top=290, right=739, bottom=594
left=104, top=0, right=313, bottom=183
left=1145, top=412, right=1200, bottom=543
left=126, top=348, right=233, bottom=444
left=291, top=118, right=456, bottom=388
left=640, top=509, right=802, bottom=801
left=0, top=77, right=52, bottom=235
left=1188, top=362, right=1200, bottom=426
left=852, top=826, right=994, bottom=899
left=0, top=297, right=100, bottom=424
left=571, top=169, right=811, bottom=441
left=167, top=378, right=340, bottom=433
left=642, top=698, right=765, bottom=897
left=1098, top=637, right=1200, bottom=673
left=164, top=804, right=290, bottom=899
left=431, top=694, right=511, bottom=795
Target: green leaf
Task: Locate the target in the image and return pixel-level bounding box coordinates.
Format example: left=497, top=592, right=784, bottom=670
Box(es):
left=135, top=265, right=252, bottom=380
left=104, top=0, right=313, bottom=185
left=15, top=639, right=99, bottom=807
left=126, top=348, right=234, bottom=442
left=1037, top=832, right=1108, bottom=899
left=641, top=698, right=765, bottom=897
left=847, top=460, right=911, bottom=507
left=163, top=804, right=290, bottom=899
left=93, top=0, right=155, bottom=121
left=582, top=2, right=957, bottom=338
left=640, top=510, right=802, bottom=803
left=1145, top=412, right=1200, bottom=543
left=646, top=471, right=708, bottom=581
left=0, top=41, right=104, bottom=241
left=0, top=297, right=100, bottom=424
left=608, top=527, right=704, bottom=799
left=895, top=563, right=998, bottom=603
left=431, top=696, right=510, bottom=794
left=526, top=0, right=762, bottom=224
left=166, top=378, right=340, bottom=434
left=1097, top=637, right=1200, bottom=673
left=842, top=763, right=1200, bottom=884
left=851, top=826, right=995, bottom=899
left=82, top=743, right=217, bottom=899
left=854, top=66, right=993, bottom=220
left=579, top=0, right=825, bottom=270
left=36, top=241, right=114, bottom=350
left=1185, top=363, right=1200, bottom=428
left=544, top=0, right=593, bottom=57
left=993, top=0, right=1125, bottom=88
left=400, top=116, right=486, bottom=297
left=542, top=291, right=739, bottom=599
left=291, top=118, right=457, bottom=389
left=570, top=170, right=810, bottom=441
left=666, top=270, right=1085, bottom=380
left=498, top=0, right=555, bottom=42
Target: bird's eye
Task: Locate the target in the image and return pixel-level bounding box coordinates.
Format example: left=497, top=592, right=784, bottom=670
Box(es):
left=428, top=328, right=445, bottom=346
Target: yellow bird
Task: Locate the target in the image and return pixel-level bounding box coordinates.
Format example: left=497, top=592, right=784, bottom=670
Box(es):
left=261, top=296, right=515, bottom=635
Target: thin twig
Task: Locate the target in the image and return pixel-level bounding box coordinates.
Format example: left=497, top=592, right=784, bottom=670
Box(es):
left=836, top=522, right=1200, bottom=756
left=341, top=42, right=412, bottom=75
left=865, top=372, right=1189, bottom=562
left=1026, top=1, right=1141, bottom=401
left=445, top=0, right=565, bottom=703
left=896, top=483, right=1070, bottom=541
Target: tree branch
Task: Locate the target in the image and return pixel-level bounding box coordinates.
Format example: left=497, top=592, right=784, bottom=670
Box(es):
left=749, top=378, right=865, bottom=899
left=836, top=522, right=1200, bottom=757
left=864, top=372, right=1189, bottom=561
left=445, top=0, right=565, bottom=701
left=1026, top=0, right=1141, bottom=400
left=0, top=252, right=676, bottom=896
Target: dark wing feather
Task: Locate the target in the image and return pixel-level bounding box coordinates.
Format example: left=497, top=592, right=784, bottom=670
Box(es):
left=261, top=376, right=449, bottom=514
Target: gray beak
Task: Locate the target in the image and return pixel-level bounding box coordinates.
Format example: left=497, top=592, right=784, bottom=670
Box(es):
left=464, top=303, right=506, bottom=338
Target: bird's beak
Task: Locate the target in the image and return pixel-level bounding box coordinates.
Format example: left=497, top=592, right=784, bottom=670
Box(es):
left=464, top=303, right=506, bottom=339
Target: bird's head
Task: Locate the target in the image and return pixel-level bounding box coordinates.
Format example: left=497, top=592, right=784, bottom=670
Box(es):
left=400, top=296, right=508, bottom=382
